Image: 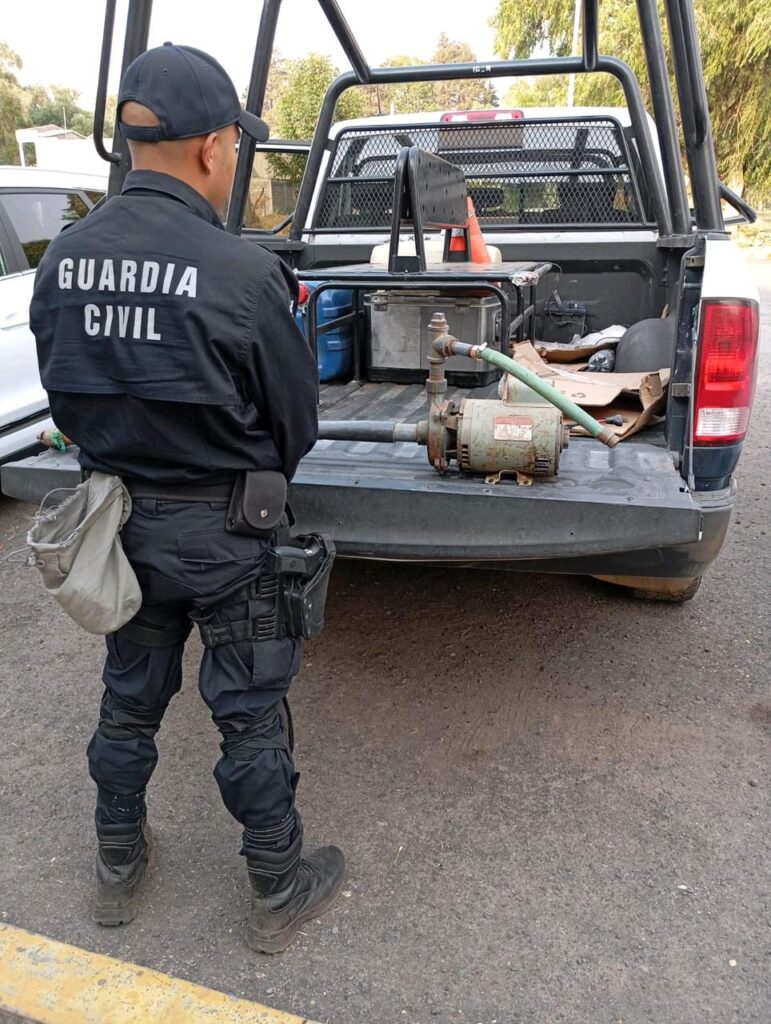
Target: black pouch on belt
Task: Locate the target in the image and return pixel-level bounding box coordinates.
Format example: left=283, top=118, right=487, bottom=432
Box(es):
left=226, top=470, right=287, bottom=538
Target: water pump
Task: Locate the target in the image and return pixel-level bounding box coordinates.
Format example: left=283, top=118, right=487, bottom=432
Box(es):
left=317, top=311, right=618, bottom=480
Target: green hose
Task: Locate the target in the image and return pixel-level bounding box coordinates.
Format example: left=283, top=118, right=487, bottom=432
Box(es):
left=443, top=341, right=619, bottom=448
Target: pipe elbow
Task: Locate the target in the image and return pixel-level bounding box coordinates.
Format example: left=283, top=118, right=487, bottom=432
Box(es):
left=431, top=332, right=459, bottom=357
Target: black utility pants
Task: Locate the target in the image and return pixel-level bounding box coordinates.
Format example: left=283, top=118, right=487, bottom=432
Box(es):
left=88, top=498, right=300, bottom=836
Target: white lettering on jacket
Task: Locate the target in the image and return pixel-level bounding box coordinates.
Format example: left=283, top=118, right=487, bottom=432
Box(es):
left=61, top=257, right=198, bottom=344
left=58, top=258, right=197, bottom=298
left=175, top=266, right=197, bottom=297
left=58, top=258, right=74, bottom=289
left=82, top=305, right=162, bottom=341
left=98, top=259, right=115, bottom=291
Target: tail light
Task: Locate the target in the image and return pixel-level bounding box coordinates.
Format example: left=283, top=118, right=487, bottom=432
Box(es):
left=693, top=300, right=759, bottom=444
left=297, top=282, right=309, bottom=306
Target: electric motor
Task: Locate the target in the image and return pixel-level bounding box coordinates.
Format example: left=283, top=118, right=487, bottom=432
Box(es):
left=456, top=397, right=565, bottom=477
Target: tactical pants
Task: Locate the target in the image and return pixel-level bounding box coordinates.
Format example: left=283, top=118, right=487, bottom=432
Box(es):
left=87, top=498, right=300, bottom=838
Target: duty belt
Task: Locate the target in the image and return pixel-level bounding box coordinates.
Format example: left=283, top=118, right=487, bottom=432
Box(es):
left=124, top=478, right=235, bottom=502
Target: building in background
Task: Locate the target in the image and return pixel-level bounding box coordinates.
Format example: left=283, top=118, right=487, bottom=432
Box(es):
left=15, top=126, right=111, bottom=176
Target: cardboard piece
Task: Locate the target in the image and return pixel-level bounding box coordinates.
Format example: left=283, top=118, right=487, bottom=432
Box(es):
left=535, top=324, right=626, bottom=363
left=503, top=343, right=670, bottom=439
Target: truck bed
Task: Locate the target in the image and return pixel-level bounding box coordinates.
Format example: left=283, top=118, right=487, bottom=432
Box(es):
left=291, top=378, right=702, bottom=564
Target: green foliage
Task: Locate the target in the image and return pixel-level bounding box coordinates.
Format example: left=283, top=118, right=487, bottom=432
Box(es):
left=0, top=41, right=25, bottom=164
left=355, top=55, right=436, bottom=117
left=259, top=49, right=291, bottom=127
left=26, top=84, right=82, bottom=129
left=490, top=0, right=771, bottom=201
left=0, top=39, right=118, bottom=167
left=430, top=34, right=498, bottom=111
left=353, top=37, right=498, bottom=116
left=268, top=53, right=365, bottom=185
left=23, top=84, right=116, bottom=139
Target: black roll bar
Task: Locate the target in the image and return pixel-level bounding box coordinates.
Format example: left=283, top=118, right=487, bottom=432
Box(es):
left=719, top=182, right=757, bottom=224
left=94, top=0, right=152, bottom=198
left=99, top=0, right=707, bottom=244
left=93, top=0, right=120, bottom=166
left=663, top=0, right=723, bottom=231
left=635, top=0, right=691, bottom=236
left=225, top=0, right=283, bottom=233
left=290, top=55, right=673, bottom=240
left=675, top=0, right=708, bottom=148
left=317, top=0, right=371, bottom=84
left=582, top=0, right=599, bottom=71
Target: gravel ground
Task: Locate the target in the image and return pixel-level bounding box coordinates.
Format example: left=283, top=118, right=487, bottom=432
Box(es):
left=0, top=265, right=768, bottom=1024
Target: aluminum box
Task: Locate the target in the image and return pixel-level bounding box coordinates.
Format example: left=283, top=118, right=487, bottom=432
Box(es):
left=365, top=291, right=500, bottom=386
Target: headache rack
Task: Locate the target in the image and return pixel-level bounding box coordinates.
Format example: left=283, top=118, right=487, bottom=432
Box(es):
left=95, top=0, right=729, bottom=241
left=314, top=115, right=653, bottom=232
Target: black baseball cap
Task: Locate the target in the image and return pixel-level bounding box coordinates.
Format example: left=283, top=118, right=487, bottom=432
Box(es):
left=118, top=42, right=269, bottom=143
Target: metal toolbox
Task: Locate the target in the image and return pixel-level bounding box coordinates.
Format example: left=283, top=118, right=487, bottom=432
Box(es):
left=364, top=291, right=500, bottom=386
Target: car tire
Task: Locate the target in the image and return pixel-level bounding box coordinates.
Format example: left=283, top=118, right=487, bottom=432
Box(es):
left=630, top=576, right=702, bottom=602
left=593, top=574, right=703, bottom=603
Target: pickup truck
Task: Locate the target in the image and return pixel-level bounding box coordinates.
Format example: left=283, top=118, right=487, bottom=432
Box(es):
left=283, top=104, right=759, bottom=601
left=1, top=0, right=760, bottom=603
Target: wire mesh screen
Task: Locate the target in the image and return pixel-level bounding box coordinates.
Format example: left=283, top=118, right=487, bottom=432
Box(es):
left=315, top=118, right=649, bottom=230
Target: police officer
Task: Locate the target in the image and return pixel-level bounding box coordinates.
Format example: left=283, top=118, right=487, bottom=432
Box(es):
left=30, top=43, right=344, bottom=954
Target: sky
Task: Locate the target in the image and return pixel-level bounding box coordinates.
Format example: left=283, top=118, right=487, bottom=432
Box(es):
left=2, top=0, right=511, bottom=109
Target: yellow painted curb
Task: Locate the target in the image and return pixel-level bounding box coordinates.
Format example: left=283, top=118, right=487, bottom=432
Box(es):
left=0, top=923, right=321, bottom=1024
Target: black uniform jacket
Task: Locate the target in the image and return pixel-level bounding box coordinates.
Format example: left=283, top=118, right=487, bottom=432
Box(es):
left=30, top=170, right=318, bottom=484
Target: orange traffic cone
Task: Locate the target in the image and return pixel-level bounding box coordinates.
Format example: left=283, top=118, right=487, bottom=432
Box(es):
left=466, top=197, right=489, bottom=263
left=447, top=225, right=468, bottom=258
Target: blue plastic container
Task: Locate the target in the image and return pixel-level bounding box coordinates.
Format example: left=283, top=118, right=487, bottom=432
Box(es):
left=296, top=281, right=354, bottom=382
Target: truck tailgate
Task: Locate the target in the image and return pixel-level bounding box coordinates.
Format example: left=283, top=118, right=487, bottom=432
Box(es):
left=294, top=438, right=701, bottom=561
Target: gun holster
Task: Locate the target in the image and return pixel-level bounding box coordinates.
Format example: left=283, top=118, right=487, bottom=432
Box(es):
left=194, top=533, right=336, bottom=648
left=268, top=534, right=336, bottom=640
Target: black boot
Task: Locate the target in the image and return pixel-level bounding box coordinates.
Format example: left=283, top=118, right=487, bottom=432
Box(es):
left=94, top=818, right=152, bottom=926
left=245, top=819, right=345, bottom=954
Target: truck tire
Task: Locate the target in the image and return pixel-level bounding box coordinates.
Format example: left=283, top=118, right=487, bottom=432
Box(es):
left=631, top=576, right=702, bottom=602
left=593, top=574, right=702, bottom=603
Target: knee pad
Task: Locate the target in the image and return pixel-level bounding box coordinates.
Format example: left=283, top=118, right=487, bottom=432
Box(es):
left=98, top=691, right=164, bottom=741
left=219, top=699, right=293, bottom=762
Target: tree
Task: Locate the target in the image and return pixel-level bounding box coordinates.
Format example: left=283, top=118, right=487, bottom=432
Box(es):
left=490, top=0, right=771, bottom=201
left=430, top=34, right=498, bottom=111
left=22, top=82, right=115, bottom=139
left=0, top=41, right=25, bottom=164
left=356, top=55, right=436, bottom=117
left=26, top=84, right=83, bottom=130
left=356, top=37, right=498, bottom=117
left=256, top=48, right=290, bottom=130
left=269, top=53, right=365, bottom=184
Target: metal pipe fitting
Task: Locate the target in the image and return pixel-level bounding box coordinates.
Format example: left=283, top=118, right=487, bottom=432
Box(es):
left=317, top=421, right=418, bottom=443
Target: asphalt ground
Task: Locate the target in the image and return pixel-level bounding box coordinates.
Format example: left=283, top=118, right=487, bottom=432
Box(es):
left=0, top=264, right=769, bottom=1024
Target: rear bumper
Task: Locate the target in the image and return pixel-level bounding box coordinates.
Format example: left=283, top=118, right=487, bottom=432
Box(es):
left=1, top=440, right=732, bottom=578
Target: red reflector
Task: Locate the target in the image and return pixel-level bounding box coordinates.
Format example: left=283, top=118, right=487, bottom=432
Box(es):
left=440, top=109, right=524, bottom=123
left=297, top=282, right=309, bottom=305
left=693, top=300, right=759, bottom=444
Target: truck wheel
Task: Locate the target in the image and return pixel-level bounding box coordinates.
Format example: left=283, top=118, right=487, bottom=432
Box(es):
left=593, top=575, right=702, bottom=603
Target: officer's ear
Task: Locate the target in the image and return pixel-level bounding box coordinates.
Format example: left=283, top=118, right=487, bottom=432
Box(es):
left=199, top=132, right=219, bottom=175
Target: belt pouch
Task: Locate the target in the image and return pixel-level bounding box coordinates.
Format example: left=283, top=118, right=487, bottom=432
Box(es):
left=226, top=470, right=287, bottom=538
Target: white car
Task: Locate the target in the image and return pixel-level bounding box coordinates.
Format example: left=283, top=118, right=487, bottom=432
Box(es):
left=0, top=166, right=106, bottom=469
